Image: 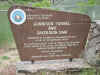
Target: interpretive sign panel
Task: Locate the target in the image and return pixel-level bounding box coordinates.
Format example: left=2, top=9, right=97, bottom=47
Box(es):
left=8, top=6, right=91, bottom=61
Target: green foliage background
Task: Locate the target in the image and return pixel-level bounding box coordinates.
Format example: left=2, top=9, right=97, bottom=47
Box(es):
left=32, top=0, right=50, bottom=8
left=0, top=12, right=13, bottom=47
left=77, top=0, right=95, bottom=7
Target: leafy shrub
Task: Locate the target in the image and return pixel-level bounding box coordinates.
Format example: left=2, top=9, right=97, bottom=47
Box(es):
left=32, top=0, right=50, bottom=8
left=2, top=56, right=10, bottom=60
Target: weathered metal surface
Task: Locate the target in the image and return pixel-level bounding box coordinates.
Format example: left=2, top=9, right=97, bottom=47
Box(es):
left=8, top=6, right=91, bottom=61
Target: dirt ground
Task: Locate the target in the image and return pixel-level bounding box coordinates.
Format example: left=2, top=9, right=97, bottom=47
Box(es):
left=0, top=48, right=20, bottom=75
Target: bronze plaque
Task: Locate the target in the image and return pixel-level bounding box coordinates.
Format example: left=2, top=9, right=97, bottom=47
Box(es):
left=8, top=6, right=91, bottom=61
